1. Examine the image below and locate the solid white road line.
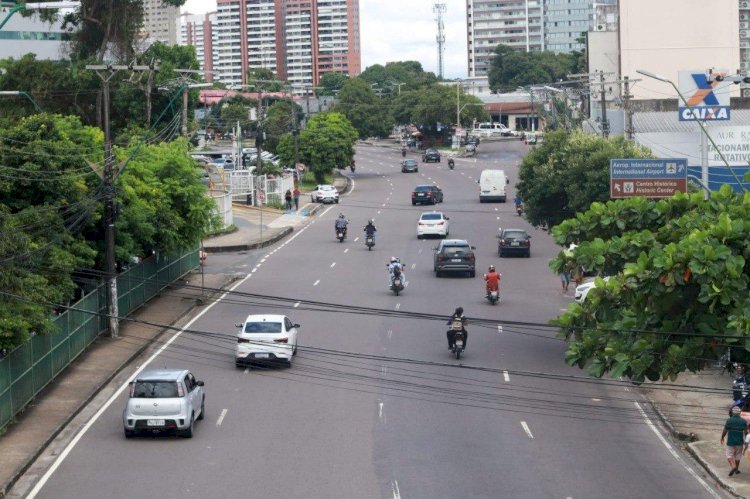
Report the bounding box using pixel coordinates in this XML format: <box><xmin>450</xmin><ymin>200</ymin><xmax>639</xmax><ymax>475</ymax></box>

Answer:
<box><xmin>330</xmin><ymin>262</ymin><xmax>336</xmax><ymax>268</ymax></box>
<box><xmin>633</xmin><ymin>401</ymin><xmax>721</xmax><ymax>498</ymax></box>
<box><xmin>521</xmin><ymin>421</ymin><xmax>534</xmax><ymax>439</ymax></box>
<box><xmin>313</xmin><ymin>279</ymin><xmax>320</xmax><ymax>286</ymax></box>
<box><xmin>216</xmin><ymin>408</ymin><xmax>228</xmax><ymax>427</ymax></box>
<box><xmin>392</xmin><ymin>480</ymin><xmax>401</xmax><ymax>499</ymax></box>
<box><xmin>395</xmin><ymin>303</ymin><xmax>400</xmax><ymax>311</ymax></box>
<box><xmin>503</xmin><ymin>370</ymin><xmax>510</xmax><ymax>382</ymax></box>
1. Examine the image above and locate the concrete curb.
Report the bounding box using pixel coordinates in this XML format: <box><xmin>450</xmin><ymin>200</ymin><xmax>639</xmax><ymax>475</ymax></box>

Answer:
<box><xmin>0</xmin><ymin>274</ymin><xmax>237</xmax><ymax>498</ymax></box>
<box><xmin>647</xmin><ymin>399</ymin><xmax>742</xmax><ymax>498</ymax></box>
<box><xmin>203</xmin><ymin>226</ymin><xmax>293</xmax><ymax>253</ymax></box>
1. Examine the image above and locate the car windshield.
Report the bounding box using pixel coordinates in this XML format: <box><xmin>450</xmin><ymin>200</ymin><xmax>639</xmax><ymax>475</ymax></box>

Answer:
<box><xmin>132</xmin><ymin>381</ymin><xmax>179</xmax><ymax>398</ymax></box>
<box><xmin>404</xmin><ymin>160</ymin><xmax>416</xmax><ymax>165</ymax></box>
<box><xmin>415</xmin><ymin>186</ymin><xmax>431</xmax><ymax>192</ymax></box>
<box><xmin>504</xmin><ymin>231</ymin><xmax>527</xmax><ymax>239</ymax></box>
<box><xmin>319</xmin><ymin>186</ymin><xmax>334</xmax><ymax>191</ymax></box>
<box><xmin>443</xmin><ymin>245</ymin><xmax>470</xmax><ymax>255</ymax></box>
<box><xmin>243</xmin><ymin>322</ymin><xmax>283</xmax><ymax>333</ymax></box>
<box><xmin>421</xmin><ymin>213</ymin><xmax>442</xmax><ymax>221</ymax></box>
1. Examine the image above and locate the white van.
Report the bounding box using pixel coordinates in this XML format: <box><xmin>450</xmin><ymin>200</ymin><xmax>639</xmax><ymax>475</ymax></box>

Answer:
<box><xmin>472</xmin><ymin>122</ymin><xmax>512</xmax><ymax>137</ymax></box>
<box><xmin>479</xmin><ymin>169</ymin><xmax>509</xmax><ymax>203</ymax></box>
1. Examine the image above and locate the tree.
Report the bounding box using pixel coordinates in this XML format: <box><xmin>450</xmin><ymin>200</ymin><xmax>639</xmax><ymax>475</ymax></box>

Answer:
<box><xmin>247</xmin><ymin>67</ymin><xmax>283</xmax><ymax>91</ymax></box>
<box><xmin>331</xmin><ymin>78</ymin><xmax>391</xmax><ymax>139</ymax></box>
<box><xmin>550</xmin><ymin>186</ymin><xmax>750</xmax><ymax>382</ymax></box>
<box><xmin>516</xmin><ymin>130</ymin><xmax>653</xmax><ymax>228</ymax></box>
<box><xmin>264</xmin><ymin>100</ymin><xmax>302</xmax><ymax>154</ymax></box>
<box><xmin>359</xmin><ymin>61</ymin><xmax>438</xmax><ymax>95</ymax></box>
<box><xmin>318</xmin><ymin>72</ymin><xmax>349</xmax><ymax>96</ymax></box>
<box><xmin>277</xmin><ymin>112</ymin><xmax>357</xmax><ymax>182</ymax></box>
<box><xmin>487</xmin><ymin>44</ymin><xmax>578</xmax><ymax>93</ymax></box>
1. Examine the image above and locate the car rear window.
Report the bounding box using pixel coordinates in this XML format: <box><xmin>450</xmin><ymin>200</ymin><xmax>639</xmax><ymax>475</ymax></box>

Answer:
<box><xmin>404</xmin><ymin>160</ymin><xmax>416</xmax><ymax>165</ymax></box>
<box><xmin>421</xmin><ymin>213</ymin><xmax>442</xmax><ymax>220</ymax></box>
<box><xmin>443</xmin><ymin>245</ymin><xmax>470</xmax><ymax>255</ymax></box>
<box><xmin>415</xmin><ymin>186</ymin><xmax>431</xmax><ymax>192</ymax></box>
<box><xmin>132</xmin><ymin>381</ymin><xmax>179</xmax><ymax>398</ymax></box>
<box><xmin>504</xmin><ymin>231</ymin><xmax>527</xmax><ymax>239</ymax></box>
<box><xmin>243</xmin><ymin>322</ymin><xmax>283</xmax><ymax>333</ymax></box>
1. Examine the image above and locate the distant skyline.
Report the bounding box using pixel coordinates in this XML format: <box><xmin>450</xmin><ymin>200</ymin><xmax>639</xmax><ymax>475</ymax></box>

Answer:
<box><xmin>181</xmin><ymin>0</ymin><xmax>468</xmax><ymax>78</ymax></box>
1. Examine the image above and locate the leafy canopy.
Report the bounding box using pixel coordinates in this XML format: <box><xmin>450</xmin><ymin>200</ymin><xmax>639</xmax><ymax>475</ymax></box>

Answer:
<box><xmin>488</xmin><ymin>44</ymin><xmax>579</xmax><ymax>93</ymax></box>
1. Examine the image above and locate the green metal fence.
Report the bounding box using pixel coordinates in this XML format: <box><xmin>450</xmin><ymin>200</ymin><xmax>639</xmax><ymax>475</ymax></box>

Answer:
<box><xmin>0</xmin><ymin>249</ymin><xmax>199</xmax><ymax>432</ymax></box>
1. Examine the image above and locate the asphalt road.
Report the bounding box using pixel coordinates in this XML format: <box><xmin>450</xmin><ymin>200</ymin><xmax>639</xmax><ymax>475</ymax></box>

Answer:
<box><xmin>25</xmin><ymin>140</ymin><xmax>723</xmax><ymax>498</ymax></box>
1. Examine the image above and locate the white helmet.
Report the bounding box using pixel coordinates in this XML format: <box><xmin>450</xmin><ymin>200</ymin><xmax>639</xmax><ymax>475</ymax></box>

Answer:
<box><xmin>390</xmin><ymin>256</ymin><xmax>397</xmax><ymax>263</ymax></box>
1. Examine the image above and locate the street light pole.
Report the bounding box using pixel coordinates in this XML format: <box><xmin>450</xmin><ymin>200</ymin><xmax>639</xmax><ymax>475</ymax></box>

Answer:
<box><xmin>0</xmin><ymin>90</ymin><xmax>42</xmax><ymax>112</ymax></box>
<box><xmin>0</xmin><ymin>1</ymin><xmax>79</xmax><ymax>30</ymax></box>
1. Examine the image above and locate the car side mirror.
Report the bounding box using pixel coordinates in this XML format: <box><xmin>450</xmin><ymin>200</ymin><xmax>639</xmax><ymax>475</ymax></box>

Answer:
<box><xmin>471</xmin><ymin>246</ymin><xmax>476</xmax><ymax>250</ymax></box>
<box><xmin>293</xmin><ymin>323</ymin><xmax>300</xmax><ymax>328</ymax></box>
<box><xmin>235</xmin><ymin>323</ymin><xmax>242</xmax><ymax>328</ymax></box>
<box><xmin>445</xmin><ymin>217</ymin><xmax>450</xmax><ymax>220</ymax></box>
<box><xmin>196</xmin><ymin>380</ymin><xmax>205</xmax><ymax>387</ymax></box>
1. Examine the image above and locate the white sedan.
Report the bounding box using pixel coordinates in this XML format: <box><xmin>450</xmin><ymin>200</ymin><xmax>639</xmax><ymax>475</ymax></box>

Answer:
<box><xmin>311</xmin><ymin>184</ymin><xmax>339</xmax><ymax>203</ymax></box>
<box><xmin>417</xmin><ymin>211</ymin><xmax>450</xmax><ymax>239</ymax></box>
<box><xmin>574</xmin><ymin>276</ymin><xmax>611</xmax><ymax>303</ymax></box>
<box><xmin>235</xmin><ymin>314</ymin><xmax>300</xmax><ymax>367</ymax></box>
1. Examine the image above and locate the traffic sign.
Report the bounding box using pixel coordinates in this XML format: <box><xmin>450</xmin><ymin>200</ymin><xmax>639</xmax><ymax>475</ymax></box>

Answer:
<box><xmin>610</xmin><ymin>159</ymin><xmax>687</xmax><ymax>199</ymax></box>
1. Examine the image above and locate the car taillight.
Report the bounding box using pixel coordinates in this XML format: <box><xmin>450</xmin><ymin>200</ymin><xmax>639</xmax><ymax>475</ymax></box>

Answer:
<box><xmin>426</xmin><ymin>192</ymin><xmax>432</xmax><ymax>197</ymax></box>
<box><xmin>238</xmin><ymin>338</ymin><xmax>251</xmax><ymax>343</ymax></box>
<box><xmin>500</xmin><ymin>239</ymin><xmax>505</xmax><ymax>244</ymax></box>
<box><xmin>129</xmin><ymin>383</ymin><xmax>135</xmax><ymax>397</ymax></box>
<box><xmin>177</xmin><ymin>384</ymin><xmax>185</xmax><ymax>397</ymax></box>
<box><xmin>411</xmin><ymin>192</ymin><xmax>416</xmax><ymax>197</ymax></box>
<box><xmin>274</xmin><ymin>338</ymin><xmax>289</xmax><ymax>343</ymax></box>
<box><xmin>437</xmin><ymin>221</ymin><xmax>444</xmax><ymax>225</ymax></box>
<box><xmin>437</xmin><ymin>255</ymin><xmax>445</xmax><ymax>261</ymax></box>
<box><xmin>468</xmin><ymin>254</ymin><xmax>475</xmax><ymax>261</ymax></box>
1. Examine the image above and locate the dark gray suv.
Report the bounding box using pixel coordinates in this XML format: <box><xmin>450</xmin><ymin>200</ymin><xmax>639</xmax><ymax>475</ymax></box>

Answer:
<box><xmin>123</xmin><ymin>369</ymin><xmax>205</xmax><ymax>438</ymax></box>
<box><xmin>433</xmin><ymin>239</ymin><xmax>476</xmax><ymax>277</ymax></box>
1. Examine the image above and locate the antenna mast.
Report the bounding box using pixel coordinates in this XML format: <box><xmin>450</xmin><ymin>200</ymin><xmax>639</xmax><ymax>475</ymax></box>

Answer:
<box><xmin>434</xmin><ymin>3</ymin><xmax>446</xmax><ymax>78</ymax></box>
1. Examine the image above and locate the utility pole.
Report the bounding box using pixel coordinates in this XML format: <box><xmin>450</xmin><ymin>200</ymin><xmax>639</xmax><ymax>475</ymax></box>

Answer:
<box><xmin>623</xmin><ymin>76</ymin><xmax>634</xmax><ymax>140</ymax></box>
<box><xmin>599</xmin><ymin>71</ymin><xmax>609</xmax><ymax>138</ymax></box>
<box><xmin>86</xmin><ymin>63</ymin><xmax>157</xmax><ymax>338</ymax></box>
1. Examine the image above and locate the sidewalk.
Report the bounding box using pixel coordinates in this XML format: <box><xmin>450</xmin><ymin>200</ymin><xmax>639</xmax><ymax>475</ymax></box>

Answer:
<box><xmin>0</xmin><ymin>174</ymin><xmax>351</xmax><ymax>497</ymax></box>
<box><xmin>646</xmin><ymin>369</ymin><xmax>748</xmax><ymax>497</ymax></box>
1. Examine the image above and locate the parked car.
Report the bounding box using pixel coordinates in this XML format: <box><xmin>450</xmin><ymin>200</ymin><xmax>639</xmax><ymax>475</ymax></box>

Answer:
<box><xmin>433</xmin><ymin>239</ymin><xmax>476</xmax><ymax>277</ymax></box>
<box><xmin>122</xmin><ymin>369</ymin><xmax>205</xmax><ymax>438</ymax></box>
<box><xmin>412</xmin><ymin>184</ymin><xmax>444</xmax><ymax>205</ymax></box>
<box><xmin>422</xmin><ymin>148</ymin><xmax>441</xmax><ymax>163</ymax></box>
<box><xmin>401</xmin><ymin>158</ymin><xmax>419</xmax><ymax>173</ymax></box>
<box><xmin>574</xmin><ymin>277</ymin><xmax>611</xmax><ymax>303</ymax></box>
<box><xmin>417</xmin><ymin>211</ymin><xmax>450</xmax><ymax>239</ymax></box>
<box><xmin>497</xmin><ymin>228</ymin><xmax>531</xmax><ymax>257</ymax></box>
<box><xmin>311</xmin><ymin>184</ymin><xmax>339</xmax><ymax>203</ymax></box>
<box><xmin>235</xmin><ymin>314</ymin><xmax>300</xmax><ymax>367</ymax></box>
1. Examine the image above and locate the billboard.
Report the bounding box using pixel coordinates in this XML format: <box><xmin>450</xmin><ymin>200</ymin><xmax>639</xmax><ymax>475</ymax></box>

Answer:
<box><xmin>678</xmin><ymin>71</ymin><xmax>731</xmax><ymax>121</ymax></box>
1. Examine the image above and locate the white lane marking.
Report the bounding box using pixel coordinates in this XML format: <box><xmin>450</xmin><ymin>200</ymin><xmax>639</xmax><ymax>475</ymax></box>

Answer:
<box><xmin>521</xmin><ymin>421</ymin><xmax>534</xmax><ymax>439</ymax></box>
<box><xmin>418</xmin><ymin>249</ymin><xmax>423</xmax><ymax>254</ymax></box>
<box><xmin>354</xmin><ymin>237</ymin><xmax>359</xmax><ymax>242</ymax></box>
<box><xmin>497</xmin><ymin>216</ymin><xmax>500</xmax><ymax>220</ymax></box>
<box><xmin>382</xmin><ymin>203</ymin><xmax>386</xmax><ymax>207</ymax></box>
<box><xmin>251</xmin><ymin>268</ymin><xmax>257</xmax><ymax>273</ymax></box>
<box><xmin>497</xmin><ymin>324</ymin><xmax>503</xmax><ymax>334</ymax></box>
<box><xmin>392</xmin><ymin>480</ymin><xmax>401</xmax><ymax>499</ymax></box>
<box><xmin>260</xmin><ymin>258</ymin><xmax>267</xmax><ymax>263</ymax></box>
<box><xmin>330</xmin><ymin>262</ymin><xmax>336</xmax><ymax>268</ymax></box>
<box><xmin>377</xmin><ymin>210</ymin><xmax>381</xmax><ymax>214</ymax></box>
<box><xmin>592</xmin><ymin>398</ymin><xmax>601</xmax><ymax>402</ymax></box>
<box><xmin>503</xmin><ymin>370</ymin><xmax>510</xmax><ymax>382</ymax></box>
<box><xmin>387</xmin><ymin>329</ymin><xmax>392</xmax><ymax>340</ymax></box>
<box><xmin>395</xmin><ymin>303</ymin><xmax>400</xmax><ymax>311</ymax></box>
<box><xmin>244</xmin><ymin>368</ymin><xmax>249</xmax><ymax>374</ymax></box>
<box><xmin>410</xmin><ymin>263</ymin><xmax>416</xmax><ymax>269</ymax></box>
<box><xmin>461</xmin><ymin>172</ymin><xmax>465</xmax><ymax>175</ymax></box>
<box><xmin>294</xmin><ymin>301</ymin><xmax>300</xmax><ymax>308</ymax></box>
<box><xmin>313</xmin><ymin>279</ymin><xmax>320</xmax><ymax>286</ymax></box>
<box><xmin>26</xmin><ymin>259</ymin><xmax>261</xmax><ymax>499</ymax></box>
<box><xmin>379</xmin><ymin>402</ymin><xmax>384</xmax><ymax>420</ymax></box>
<box><xmin>216</xmin><ymin>408</ymin><xmax>228</xmax><ymax>427</ymax></box>
<box><xmin>344</xmin><ymin>248</ymin><xmax>349</xmax><ymax>253</ymax></box>
<box><xmin>494</xmin><ymin>207</ymin><xmax>498</xmax><ymax>211</ymax></box>
<box><xmin>381</xmin><ymin>366</ymin><xmax>387</xmax><ymax>376</ymax></box>
<box><xmin>633</xmin><ymin>401</ymin><xmax>721</xmax><ymax>498</ymax></box>
<box><xmin>624</xmin><ymin>387</ymin><xmax>631</xmax><ymax>392</ymax></box>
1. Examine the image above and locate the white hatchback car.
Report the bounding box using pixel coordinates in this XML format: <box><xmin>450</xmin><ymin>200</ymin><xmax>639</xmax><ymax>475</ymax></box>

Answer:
<box><xmin>417</xmin><ymin>211</ymin><xmax>450</xmax><ymax>239</ymax></box>
<box><xmin>235</xmin><ymin>314</ymin><xmax>300</xmax><ymax>367</ymax></box>
<box><xmin>311</xmin><ymin>185</ymin><xmax>339</xmax><ymax>203</ymax></box>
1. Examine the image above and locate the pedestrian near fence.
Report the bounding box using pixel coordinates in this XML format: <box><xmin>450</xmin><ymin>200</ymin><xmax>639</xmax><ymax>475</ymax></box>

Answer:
<box><xmin>722</xmin><ymin>405</ymin><xmax>748</xmax><ymax>476</ymax></box>
<box><xmin>293</xmin><ymin>187</ymin><xmax>300</xmax><ymax>211</ymax></box>
<box><xmin>285</xmin><ymin>189</ymin><xmax>293</xmax><ymax>211</ymax></box>
<box><xmin>559</xmin><ymin>270</ymin><xmax>570</xmax><ymax>292</ymax></box>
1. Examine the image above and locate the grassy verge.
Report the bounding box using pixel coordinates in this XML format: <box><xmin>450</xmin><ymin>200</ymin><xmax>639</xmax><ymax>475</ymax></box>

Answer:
<box><xmin>297</xmin><ymin>171</ymin><xmax>333</xmax><ymax>192</ymax></box>
<box><xmin>205</xmin><ymin>224</ymin><xmax>237</xmax><ymax>237</ymax></box>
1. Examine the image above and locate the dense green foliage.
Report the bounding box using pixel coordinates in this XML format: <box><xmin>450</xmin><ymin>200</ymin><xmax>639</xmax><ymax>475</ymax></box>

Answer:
<box><xmin>359</xmin><ymin>61</ymin><xmax>438</xmax><ymax>94</ymax></box>
<box><xmin>391</xmin><ymin>84</ymin><xmax>488</xmax><ymax>136</ymax></box>
<box><xmin>487</xmin><ymin>44</ymin><xmax>580</xmax><ymax>93</ymax></box>
<box><xmin>318</xmin><ymin>72</ymin><xmax>349</xmax><ymax>96</ymax></box>
<box><xmin>516</xmin><ymin>130</ymin><xmax>653</xmax><ymax>228</ymax></box>
<box><xmin>276</xmin><ymin>112</ymin><xmax>357</xmax><ymax>182</ymax></box>
<box><xmin>331</xmin><ymin>78</ymin><xmax>391</xmax><ymax>139</ymax></box>
<box><xmin>551</xmin><ymin>186</ymin><xmax>750</xmax><ymax>381</ymax></box>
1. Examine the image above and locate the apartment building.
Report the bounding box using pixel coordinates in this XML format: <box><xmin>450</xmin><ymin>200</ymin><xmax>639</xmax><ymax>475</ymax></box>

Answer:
<box><xmin>544</xmin><ymin>0</ymin><xmax>617</xmax><ymax>52</ymax></box>
<box><xmin>202</xmin><ymin>0</ymin><xmax>359</xmax><ymax>88</ymax></box>
<box><xmin>180</xmin><ymin>13</ymin><xmax>218</xmax><ymax>82</ymax></box>
<box><xmin>142</xmin><ymin>0</ymin><xmax>180</xmax><ymax>45</ymax></box>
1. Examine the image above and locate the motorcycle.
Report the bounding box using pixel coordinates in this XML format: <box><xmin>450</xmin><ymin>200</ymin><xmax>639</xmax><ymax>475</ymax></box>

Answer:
<box><xmin>402</xmin><ymin>148</ymin><xmax>407</xmax><ymax>158</ymax></box>
<box><xmin>452</xmin><ymin>330</ymin><xmax>466</xmax><ymax>359</ymax></box>
<box><xmin>365</xmin><ymin>234</ymin><xmax>375</xmax><ymax>250</ymax></box>
<box><xmin>448</xmin><ymin>159</ymin><xmax>455</xmax><ymax>170</ymax></box>
<box><xmin>516</xmin><ymin>203</ymin><xmax>524</xmax><ymax>216</ymax></box>
<box><xmin>734</xmin><ymin>369</ymin><xmax>750</xmax><ymax>401</ymax></box>
<box><xmin>336</xmin><ymin>227</ymin><xmax>347</xmax><ymax>242</ymax></box>
<box><xmin>486</xmin><ymin>288</ymin><xmax>499</xmax><ymax>305</ymax></box>
<box><xmin>350</xmin><ymin>161</ymin><xmax>355</xmax><ymax>172</ymax></box>
<box><xmin>390</xmin><ymin>268</ymin><xmax>405</xmax><ymax>296</ymax></box>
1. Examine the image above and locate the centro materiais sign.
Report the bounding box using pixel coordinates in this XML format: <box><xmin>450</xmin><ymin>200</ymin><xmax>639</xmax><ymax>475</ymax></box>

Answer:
<box><xmin>678</xmin><ymin>70</ymin><xmax>731</xmax><ymax>121</ymax></box>
<box><xmin>610</xmin><ymin>159</ymin><xmax>688</xmax><ymax>199</ymax></box>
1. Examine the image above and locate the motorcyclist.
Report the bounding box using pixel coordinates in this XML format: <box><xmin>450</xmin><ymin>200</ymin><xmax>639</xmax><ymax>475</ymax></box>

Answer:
<box><xmin>484</xmin><ymin>265</ymin><xmax>501</xmax><ymax>297</ymax></box>
<box><xmin>402</xmin><ymin>147</ymin><xmax>407</xmax><ymax>157</ymax></box>
<box><xmin>446</xmin><ymin>307</ymin><xmax>468</xmax><ymax>350</ymax></box>
<box><xmin>364</xmin><ymin>219</ymin><xmax>377</xmax><ymax>239</ymax></box>
<box><xmin>387</xmin><ymin>256</ymin><xmax>406</xmax><ymax>288</ymax></box>
<box><xmin>448</xmin><ymin>157</ymin><xmax>455</xmax><ymax>168</ymax></box>
<box><xmin>334</xmin><ymin>213</ymin><xmax>349</xmax><ymax>238</ymax></box>
<box><xmin>350</xmin><ymin>159</ymin><xmax>356</xmax><ymax>172</ymax></box>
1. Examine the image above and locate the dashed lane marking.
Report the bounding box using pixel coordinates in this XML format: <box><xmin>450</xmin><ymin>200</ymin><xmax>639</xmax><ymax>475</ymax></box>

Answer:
<box><xmin>497</xmin><ymin>324</ymin><xmax>503</xmax><ymax>334</ymax></box>
<box><xmin>521</xmin><ymin>421</ymin><xmax>534</xmax><ymax>439</ymax></box>
<box><xmin>216</xmin><ymin>408</ymin><xmax>228</xmax><ymax>427</ymax></box>
<box><xmin>411</xmin><ymin>263</ymin><xmax>416</xmax><ymax>269</ymax></box>
<box><xmin>330</xmin><ymin>262</ymin><xmax>336</xmax><ymax>268</ymax></box>
<box><xmin>503</xmin><ymin>370</ymin><xmax>510</xmax><ymax>382</ymax></box>
<box><xmin>344</xmin><ymin>248</ymin><xmax>349</xmax><ymax>253</ymax></box>
<box><xmin>387</xmin><ymin>329</ymin><xmax>392</xmax><ymax>340</ymax></box>
<box><xmin>391</xmin><ymin>480</ymin><xmax>401</xmax><ymax>499</ymax></box>
<box><xmin>395</xmin><ymin>303</ymin><xmax>400</xmax><ymax>310</ymax></box>
<box><xmin>313</xmin><ymin>279</ymin><xmax>320</xmax><ymax>286</ymax></box>
<box><xmin>354</xmin><ymin>237</ymin><xmax>360</xmax><ymax>242</ymax></box>
<box><xmin>294</xmin><ymin>301</ymin><xmax>300</xmax><ymax>308</ymax></box>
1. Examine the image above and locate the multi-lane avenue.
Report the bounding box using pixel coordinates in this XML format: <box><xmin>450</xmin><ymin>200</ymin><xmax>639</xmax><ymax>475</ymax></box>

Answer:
<box><xmin>20</xmin><ymin>140</ymin><xmax>723</xmax><ymax>498</ymax></box>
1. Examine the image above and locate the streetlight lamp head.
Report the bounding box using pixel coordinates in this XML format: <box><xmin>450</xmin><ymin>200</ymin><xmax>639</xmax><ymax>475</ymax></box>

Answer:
<box><xmin>636</xmin><ymin>69</ymin><xmax>669</xmax><ymax>83</ymax></box>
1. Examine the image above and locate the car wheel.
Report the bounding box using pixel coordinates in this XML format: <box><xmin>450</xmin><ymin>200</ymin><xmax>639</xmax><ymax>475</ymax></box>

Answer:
<box><xmin>415</xmin><ymin>169</ymin><xmax>418</xmax><ymax>172</ymax></box>
<box><xmin>335</xmin><ymin>199</ymin><xmax>339</xmax><ymax>204</ymax></box>
<box><xmin>470</xmin><ymin>271</ymin><xmax>476</xmax><ymax>278</ymax></box>
<box><xmin>436</xmin><ymin>270</ymin><xmax>442</xmax><ymax>277</ymax></box>
<box><xmin>526</xmin><ymin>251</ymin><xmax>531</xmax><ymax>258</ymax></box>
<box><xmin>438</xmin><ymin>158</ymin><xmax>441</xmax><ymax>163</ymax></box>
<box><xmin>293</xmin><ymin>341</ymin><xmax>298</xmax><ymax>355</ymax></box>
<box><xmin>499</xmin><ymin>249</ymin><xmax>504</xmax><ymax>257</ymax></box>
<box><xmin>124</xmin><ymin>429</ymin><xmax>135</xmax><ymax>439</ymax></box>
<box><xmin>417</xmin><ymin>234</ymin><xmax>422</xmax><ymax>239</ymax></box>
<box><xmin>197</xmin><ymin>396</ymin><xmax>205</xmax><ymax>420</ymax></box>
<box><xmin>180</xmin><ymin>414</ymin><xmax>194</xmax><ymax>438</ymax></box>
<box><xmin>412</xmin><ymin>201</ymin><xmax>416</xmax><ymax>206</ymax></box>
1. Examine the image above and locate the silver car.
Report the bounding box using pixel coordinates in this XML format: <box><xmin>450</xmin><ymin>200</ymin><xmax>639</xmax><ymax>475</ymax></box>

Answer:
<box><xmin>122</xmin><ymin>369</ymin><xmax>205</xmax><ymax>438</ymax></box>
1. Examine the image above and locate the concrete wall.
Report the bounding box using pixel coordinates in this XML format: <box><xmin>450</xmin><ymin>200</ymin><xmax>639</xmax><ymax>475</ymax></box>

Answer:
<box><xmin>620</xmin><ymin>0</ymin><xmax>741</xmax><ymax>99</ymax></box>
<box><xmin>0</xmin><ymin>10</ymin><xmax>70</xmax><ymax>60</ymax></box>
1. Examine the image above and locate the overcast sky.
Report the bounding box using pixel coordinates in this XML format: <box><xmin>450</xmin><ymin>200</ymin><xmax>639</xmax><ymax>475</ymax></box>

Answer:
<box><xmin>182</xmin><ymin>0</ymin><xmax>468</xmax><ymax>78</ymax></box>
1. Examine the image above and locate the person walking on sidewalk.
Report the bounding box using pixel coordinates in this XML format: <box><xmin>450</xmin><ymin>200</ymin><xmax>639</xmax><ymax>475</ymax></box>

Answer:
<box><xmin>722</xmin><ymin>406</ymin><xmax>748</xmax><ymax>476</ymax></box>
<box><xmin>293</xmin><ymin>187</ymin><xmax>301</xmax><ymax>211</ymax></box>
<box><xmin>285</xmin><ymin>189</ymin><xmax>293</xmax><ymax>211</ymax></box>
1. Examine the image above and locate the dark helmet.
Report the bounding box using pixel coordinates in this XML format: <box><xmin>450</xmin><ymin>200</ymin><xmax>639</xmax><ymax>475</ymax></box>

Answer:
<box><xmin>455</xmin><ymin>307</ymin><xmax>464</xmax><ymax>316</ymax></box>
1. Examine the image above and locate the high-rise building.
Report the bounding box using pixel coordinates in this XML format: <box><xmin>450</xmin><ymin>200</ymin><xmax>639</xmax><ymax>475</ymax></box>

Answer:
<box><xmin>180</xmin><ymin>13</ymin><xmax>218</xmax><ymax>82</ymax></box>
<box><xmin>740</xmin><ymin>0</ymin><xmax>750</xmax><ymax>96</ymax></box>
<box><xmin>203</xmin><ymin>0</ymin><xmax>359</xmax><ymax>88</ymax></box>
<box><xmin>466</xmin><ymin>0</ymin><xmax>544</xmax><ymax>78</ymax></box>
<box><xmin>543</xmin><ymin>0</ymin><xmax>617</xmax><ymax>53</ymax></box>
<box><xmin>142</xmin><ymin>0</ymin><xmax>180</xmax><ymax>45</ymax></box>
<box><xmin>0</xmin><ymin>8</ymin><xmax>73</xmax><ymax>60</ymax></box>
